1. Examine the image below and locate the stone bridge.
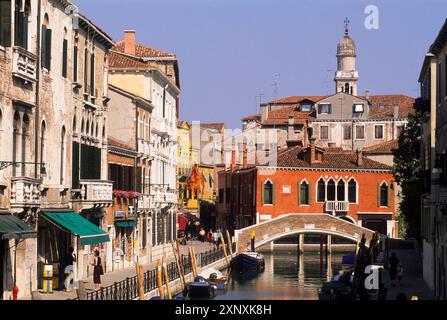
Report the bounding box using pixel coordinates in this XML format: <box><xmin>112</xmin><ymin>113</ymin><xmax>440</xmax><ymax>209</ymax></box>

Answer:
<box><xmin>234</xmin><ymin>214</ymin><xmax>375</xmax><ymax>253</ymax></box>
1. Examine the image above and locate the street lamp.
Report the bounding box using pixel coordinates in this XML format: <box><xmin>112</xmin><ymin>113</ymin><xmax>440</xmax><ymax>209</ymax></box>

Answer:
<box><xmin>0</xmin><ymin>161</ymin><xmax>47</xmax><ymax>177</ymax></box>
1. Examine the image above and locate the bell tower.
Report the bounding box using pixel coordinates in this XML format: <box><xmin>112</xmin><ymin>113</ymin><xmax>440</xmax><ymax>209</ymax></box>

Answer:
<box><xmin>335</xmin><ymin>18</ymin><xmax>359</xmax><ymax>96</ymax></box>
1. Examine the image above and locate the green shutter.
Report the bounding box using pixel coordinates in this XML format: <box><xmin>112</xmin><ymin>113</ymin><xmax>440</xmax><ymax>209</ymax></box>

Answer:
<box><xmin>62</xmin><ymin>39</ymin><xmax>68</xmax><ymax>78</ymax></box>
<box><xmin>72</xmin><ymin>142</ymin><xmax>79</xmax><ymax>189</ymax></box>
<box><xmin>22</xmin><ymin>11</ymin><xmax>27</xmax><ymax>49</ymax></box>
<box><xmin>45</xmin><ymin>28</ymin><xmax>52</xmax><ymax>70</ymax></box>
<box><xmin>41</xmin><ymin>25</ymin><xmax>46</xmax><ymax>67</ymax></box>
<box><xmin>84</xmin><ymin>48</ymin><xmax>88</xmax><ymax>92</ymax></box>
<box><xmin>272</xmin><ymin>183</ymin><xmax>276</xmax><ymax>205</ymax></box>
<box><xmin>261</xmin><ymin>181</ymin><xmax>264</xmax><ymax>205</ymax></box>
<box><xmin>90</xmin><ymin>52</ymin><xmax>95</xmax><ymax>96</ymax></box>
<box><xmin>73</xmin><ymin>46</ymin><xmax>78</xmax><ymax>82</ymax></box>
<box><xmin>377</xmin><ymin>183</ymin><xmax>381</xmax><ymax>207</ymax></box>
<box><xmin>308</xmin><ymin>183</ymin><xmax>312</xmax><ymax>205</ymax></box>
<box><xmin>0</xmin><ymin>0</ymin><xmax>12</xmax><ymax>47</ymax></box>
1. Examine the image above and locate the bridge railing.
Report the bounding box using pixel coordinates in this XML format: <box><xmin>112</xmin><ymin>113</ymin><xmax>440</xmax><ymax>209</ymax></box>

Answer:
<box><xmin>325</xmin><ymin>201</ymin><xmax>349</xmax><ymax>212</ymax></box>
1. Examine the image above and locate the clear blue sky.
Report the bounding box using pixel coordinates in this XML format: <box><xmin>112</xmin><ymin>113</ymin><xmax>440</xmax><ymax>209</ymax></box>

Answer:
<box><xmin>74</xmin><ymin>0</ymin><xmax>447</xmax><ymax>129</ymax></box>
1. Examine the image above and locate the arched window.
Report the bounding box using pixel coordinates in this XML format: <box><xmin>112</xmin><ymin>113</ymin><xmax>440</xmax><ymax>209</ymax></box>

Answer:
<box><xmin>62</xmin><ymin>27</ymin><xmax>68</xmax><ymax>78</ymax></box>
<box><xmin>337</xmin><ymin>179</ymin><xmax>345</xmax><ymax>201</ymax></box>
<box><xmin>86</xmin><ymin>120</ymin><xmax>90</xmax><ymax>136</ymax></box>
<box><xmin>81</xmin><ymin>118</ymin><xmax>84</xmax><ymax>134</ymax></box>
<box><xmin>327</xmin><ymin>179</ymin><xmax>336</xmax><ymax>201</ymax></box>
<box><xmin>72</xmin><ymin>115</ymin><xmax>77</xmax><ymax>132</ymax></box>
<box><xmin>60</xmin><ymin>126</ymin><xmax>66</xmax><ymax>184</ymax></box>
<box><xmin>42</xmin><ymin>13</ymin><xmax>52</xmax><ymax>70</ymax></box>
<box><xmin>344</xmin><ymin>83</ymin><xmax>350</xmax><ymax>93</ymax></box>
<box><xmin>102</xmin><ymin>125</ymin><xmax>106</xmax><ymax>140</ymax></box>
<box><xmin>40</xmin><ymin>120</ymin><xmax>46</xmax><ymax>168</ymax></box>
<box><xmin>379</xmin><ymin>182</ymin><xmax>389</xmax><ymax>207</ymax></box>
<box><xmin>95</xmin><ymin>122</ymin><xmax>99</xmax><ymax>138</ymax></box>
<box><xmin>21</xmin><ymin>113</ymin><xmax>30</xmax><ymax>176</ymax></box>
<box><xmin>299</xmin><ymin>181</ymin><xmax>310</xmax><ymax>205</ymax></box>
<box><xmin>14</xmin><ymin>0</ymin><xmax>31</xmax><ymax>49</ymax></box>
<box><xmin>263</xmin><ymin>181</ymin><xmax>274</xmax><ymax>205</ymax></box>
<box><xmin>348</xmin><ymin>179</ymin><xmax>357</xmax><ymax>203</ymax></box>
<box><xmin>12</xmin><ymin>112</ymin><xmax>21</xmax><ymax>177</ymax></box>
<box><xmin>317</xmin><ymin>178</ymin><xmax>326</xmax><ymax>202</ymax></box>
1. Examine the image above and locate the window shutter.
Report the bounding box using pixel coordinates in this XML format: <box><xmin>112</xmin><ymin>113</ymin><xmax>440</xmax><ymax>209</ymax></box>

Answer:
<box><xmin>84</xmin><ymin>48</ymin><xmax>88</xmax><ymax>92</ymax></box>
<box><xmin>41</xmin><ymin>25</ymin><xmax>46</xmax><ymax>67</ymax></box>
<box><xmin>90</xmin><ymin>53</ymin><xmax>95</xmax><ymax>96</ymax></box>
<box><xmin>45</xmin><ymin>28</ymin><xmax>52</xmax><ymax>70</ymax></box>
<box><xmin>387</xmin><ymin>185</ymin><xmax>391</xmax><ymax>208</ymax></box>
<box><xmin>21</xmin><ymin>11</ymin><xmax>27</xmax><ymax>49</ymax></box>
<box><xmin>308</xmin><ymin>183</ymin><xmax>312</xmax><ymax>205</ymax></box>
<box><xmin>261</xmin><ymin>182</ymin><xmax>264</xmax><ymax>205</ymax></box>
<box><xmin>62</xmin><ymin>39</ymin><xmax>68</xmax><ymax>78</ymax></box>
<box><xmin>272</xmin><ymin>183</ymin><xmax>276</xmax><ymax>205</ymax></box>
<box><xmin>73</xmin><ymin>46</ymin><xmax>78</xmax><ymax>82</ymax></box>
<box><xmin>0</xmin><ymin>0</ymin><xmax>12</xmax><ymax>47</ymax></box>
<box><xmin>377</xmin><ymin>183</ymin><xmax>381</xmax><ymax>207</ymax></box>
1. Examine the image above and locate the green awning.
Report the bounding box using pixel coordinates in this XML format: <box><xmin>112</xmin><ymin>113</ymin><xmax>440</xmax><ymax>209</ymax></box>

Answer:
<box><xmin>116</xmin><ymin>220</ymin><xmax>137</xmax><ymax>228</ymax></box>
<box><xmin>42</xmin><ymin>212</ymin><xmax>110</xmax><ymax>246</ymax></box>
<box><xmin>0</xmin><ymin>215</ymin><xmax>37</xmax><ymax>240</ymax></box>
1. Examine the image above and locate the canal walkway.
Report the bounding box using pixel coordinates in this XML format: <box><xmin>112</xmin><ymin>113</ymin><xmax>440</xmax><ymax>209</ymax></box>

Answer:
<box><xmin>382</xmin><ymin>248</ymin><xmax>434</xmax><ymax>300</ymax></box>
<box><xmin>32</xmin><ymin>240</ymin><xmax>217</xmax><ymax>300</ymax></box>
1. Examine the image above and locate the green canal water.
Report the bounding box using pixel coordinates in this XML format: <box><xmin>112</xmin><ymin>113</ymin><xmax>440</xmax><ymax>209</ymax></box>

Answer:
<box><xmin>214</xmin><ymin>252</ymin><xmax>349</xmax><ymax>300</ymax></box>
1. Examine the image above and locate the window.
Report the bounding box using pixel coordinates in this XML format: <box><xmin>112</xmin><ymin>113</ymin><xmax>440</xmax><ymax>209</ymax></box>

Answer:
<box><xmin>374</xmin><ymin>125</ymin><xmax>384</xmax><ymax>139</ymax></box>
<box><xmin>84</xmin><ymin>47</ymin><xmax>88</xmax><ymax>93</ymax></box>
<box><xmin>14</xmin><ymin>0</ymin><xmax>30</xmax><ymax>49</ymax></box>
<box><xmin>73</xmin><ymin>45</ymin><xmax>78</xmax><ymax>82</ymax></box>
<box><xmin>12</xmin><ymin>112</ymin><xmax>20</xmax><ymax>177</ymax></box>
<box><xmin>318</xmin><ymin>103</ymin><xmax>331</xmax><ymax>114</ymax></box>
<box><xmin>0</xmin><ymin>0</ymin><xmax>12</xmax><ymax>47</ymax></box>
<box><xmin>62</xmin><ymin>38</ymin><xmax>68</xmax><ymax>78</ymax></box>
<box><xmin>327</xmin><ymin>179</ymin><xmax>336</xmax><ymax>201</ymax></box>
<box><xmin>299</xmin><ymin>181</ymin><xmax>310</xmax><ymax>205</ymax></box>
<box><xmin>379</xmin><ymin>104</ymin><xmax>385</xmax><ymax>111</ymax></box>
<box><xmin>320</xmin><ymin>126</ymin><xmax>329</xmax><ymax>140</ymax></box>
<box><xmin>90</xmin><ymin>51</ymin><xmax>95</xmax><ymax>96</ymax></box>
<box><xmin>353</xmin><ymin>104</ymin><xmax>364</xmax><ymax>113</ymax></box>
<box><xmin>60</xmin><ymin>126</ymin><xmax>66</xmax><ymax>185</ymax></box>
<box><xmin>40</xmin><ymin>121</ymin><xmax>46</xmax><ymax>169</ymax></box>
<box><xmin>344</xmin><ymin>83</ymin><xmax>350</xmax><ymax>93</ymax></box>
<box><xmin>343</xmin><ymin>125</ymin><xmax>352</xmax><ymax>140</ymax></box>
<box><xmin>355</xmin><ymin>125</ymin><xmax>365</xmax><ymax>140</ymax></box>
<box><xmin>379</xmin><ymin>182</ymin><xmax>389</xmax><ymax>207</ymax></box>
<box><xmin>218</xmin><ymin>189</ymin><xmax>224</xmax><ymax>204</ymax></box>
<box><xmin>317</xmin><ymin>179</ymin><xmax>325</xmax><ymax>202</ymax></box>
<box><xmin>348</xmin><ymin>179</ymin><xmax>357</xmax><ymax>203</ymax></box>
<box><xmin>337</xmin><ymin>180</ymin><xmax>345</xmax><ymax>201</ymax></box>
<box><xmin>263</xmin><ymin>181</ymin><xmax>274</xmax><ymax>205</ymax></box>
<box><xmin>396</xmin><ymin>125</ymin><xmax>404</xmax><ymax>138</ymax></box>
<box><xmin>301</xmin><ymin>103</ymin><xmax>312</xmax><ymax>112</ymax></box>
<box><xmin>41</xmin><ymin>15</ymin><xmax>52</xmax><ymax>70</ymax></box>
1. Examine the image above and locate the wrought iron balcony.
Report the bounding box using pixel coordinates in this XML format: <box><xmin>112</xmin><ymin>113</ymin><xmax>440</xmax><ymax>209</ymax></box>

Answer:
<box><xmin>12</xmin><ymin>46</ymin><xmax>37</xmax><ymax>82</ymax></box>
<box><xmin>325</xmin><ymin>201</ymin><xmax>349</xmax><ymax>213</ymax></box>
<box><xmin>10</xmin><ymin>177</ymin><xmax>42</xmax><ymax>208</ymax></box>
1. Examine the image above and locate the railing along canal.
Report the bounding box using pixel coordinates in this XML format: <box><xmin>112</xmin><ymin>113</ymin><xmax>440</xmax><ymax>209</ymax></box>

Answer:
<box><xmin>85</xmin><ymin>243</ymin><xmax>235</xmax><ymax>300</ymax></box>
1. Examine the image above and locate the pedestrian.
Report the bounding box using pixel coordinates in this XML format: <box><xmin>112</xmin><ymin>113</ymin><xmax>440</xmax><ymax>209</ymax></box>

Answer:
<box><xmin>208</xmin><ymin>229</ymin><xmax>213</xmax><ymax>246</ymax></box>
<box><xmin>199</xmin><ymin>228</ymin><xmax>206</xmax><ymax>243</ymax></box>
<box><xmin>397</xmin><ymin>263</ymin><xmax>404</xmax><ymax>285</ymax></box>
<box><xmin>212</xmin><ymin>230</ymin><xmax>219</xmax><ymax>248</ymax></box>
<box><xmin>64</xmin><ymin>247</ymin><xmax>76</xmax><ymax>292</ymax></box>
<box><xmin>388</xmin><ymin>253</ymin><xmax>399</xmax><ymax>287</ymax></box>
<box><xmin>216</xmin><ymin>228</ymin><xmax>222</xmax><ymax>249</ymax></box>
<box><xmin>91</xmin><ymin>250</ymin><xmax>103</xmax><ymax>291</ymax></box>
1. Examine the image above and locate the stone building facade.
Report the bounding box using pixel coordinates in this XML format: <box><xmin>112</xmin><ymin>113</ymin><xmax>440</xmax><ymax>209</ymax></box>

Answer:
<box><xmin>0</xmin><ymin>0</ymin><xmax>114</xmax><ymax>299</ymax></box>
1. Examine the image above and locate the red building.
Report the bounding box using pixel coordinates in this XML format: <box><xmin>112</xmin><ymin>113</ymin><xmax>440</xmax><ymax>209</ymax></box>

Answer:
<box><xmin>217</xmin><ymin>140</ymin><xmax>398</xmax><ymax>238</ymax></box>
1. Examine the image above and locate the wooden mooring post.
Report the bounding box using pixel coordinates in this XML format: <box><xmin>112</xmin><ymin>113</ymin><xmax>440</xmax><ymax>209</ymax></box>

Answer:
<box><xmin>135</xmin><ymin>263</ymin><xmax>145</xmax><ymax>300</ymax></box>
<box><xmin>220</xmin><ymin>233</ymin><xmax>230</xmax><ymax>267</ymax></box>
<box><xmin>226</xmin><ymin>230</ymin><xmax>234</xmax><ymax>256</ymax></box>
<box><xmin>172</xmin><ymin>241</ymin><xmax>186</xmax><ymax>289</ymax></box>
<box><xmin>162</xmin><ymin>258</ymin><xmax>172</xmax><ymax>299</ymax></box>
<box><xmin>156</xmin><ymin>259</ymin><xmax>165</xmax><ymax>299</ymax></box>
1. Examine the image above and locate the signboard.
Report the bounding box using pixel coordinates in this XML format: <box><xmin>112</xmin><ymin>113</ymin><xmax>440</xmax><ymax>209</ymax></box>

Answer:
<box><xmin>260</xmin><ymin>215</ymin><xmax>272</xmax><ymax>221</ymax></box>
<box><xmin>115</xmin><ymin>211</ymin><xmax>125</xmax><ymax>218</ymax></box>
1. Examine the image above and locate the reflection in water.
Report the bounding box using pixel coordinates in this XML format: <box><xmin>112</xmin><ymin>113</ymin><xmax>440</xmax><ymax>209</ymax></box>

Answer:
<box><xmin>216</xmin><ymin>252</ymin><xmax>347</xmax><ymax>300</ymax></box>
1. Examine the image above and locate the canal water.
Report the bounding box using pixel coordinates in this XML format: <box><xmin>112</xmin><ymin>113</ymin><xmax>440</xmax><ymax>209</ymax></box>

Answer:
<box><xmin>215</xmin><ymin>252</ymin><xmax>349</xmax><ymax>300</ymax></box>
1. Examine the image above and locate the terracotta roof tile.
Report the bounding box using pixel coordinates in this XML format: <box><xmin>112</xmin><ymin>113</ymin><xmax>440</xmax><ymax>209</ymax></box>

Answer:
<box><xmin>109</xmin><ymin>51</ymin><xmax>151</xmax><ymax>69</ymax></box>
<box><xmin>363</xmin><ymin>139</ymin><xmax>399</xmax><ymax>154</ymax></box>
<box><xmin>242</xmin><ymin>114</ymin><xmax>261</xmax><ymax>122</ymax></box>
<box><xmin>362</xmin><ymin>95</ymin><xmax>415</xmax><ymax>119</ymax></box>
<box><xmin>114</xmin><ymin>41</ymin><xmax>176</xmax><ymax>59</ymax></box>
<box><xmin>267</xmin><ymin>96</ymin><xmax>328</xmax><ymax>105</ymax></box>
<box><xmin>270</xmin><ymin>146</ymin><xmax>391</xmax><ymax>170</ymax></box>
<box><xmin>262</xmin><ymin>105</ymin><xmax>315</xmax><ymax>125</ymax></box>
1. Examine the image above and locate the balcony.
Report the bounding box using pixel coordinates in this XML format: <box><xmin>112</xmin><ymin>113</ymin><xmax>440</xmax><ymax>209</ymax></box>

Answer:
<box><xmin>150</xmin><ymin>185</ymin><xmax>177</xmax><ymax>206</ymax></box>
<box><xmin>137</xmin><ymin>139</ymin><xmax>155</xmax><ymax>158</ymax></box>
<box><xmin>325</xmin><ymin>201</ymin><xmax>349</xmax><ymax>213</ymax></box>
<box><xmin>10</xmin><ymin>177</ymin><xmax>42</xmax><ymax>208</ymax></box>
<box><xmin>71</xmin><ymin>180</ymin><xmax>113</xmax><ymax>211</ymax></box>
<box><xmin>12</xmin><ymin>46</ymin><xmax>37</xmax><ymax>82</ymax></box>
<box><xmin>138</xmin><ymin>194</ymin><xmax>152</xmax><ymax>210</ymax></box>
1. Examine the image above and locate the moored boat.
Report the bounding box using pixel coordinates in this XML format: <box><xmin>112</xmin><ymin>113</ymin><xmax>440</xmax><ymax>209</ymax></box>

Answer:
<box><xmin>230</xmin><ymin>252</ymin><xmax>265</xmax><ymax>272</ymax></box>
<box><xmin>184</xmin><ymin>276</ymin><xmax>217</xmax><ymax>299</ymax></box>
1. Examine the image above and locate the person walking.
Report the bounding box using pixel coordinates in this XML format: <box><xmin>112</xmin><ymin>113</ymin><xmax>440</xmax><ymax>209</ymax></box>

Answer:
<box><xmin>199</xmin><ymin>228</ymin><xmax>206</xmax><ymax>243</ymax></box>
<box><xmin>216</xmin><ymin>228</ymin><xmax>222</xmax><ymax>249</ymax></box>
<box><xmin>388</xmin><ymin>253</ymin><xmax>399</xmax><ymax>287</ymax></box>
<box><xmin>397</xmin><ymin>263</ymin><xmax>404</xmax><ymax>285</ymax></box>
<box><xmin>208</xmin><ymin>229</ymin><xmax>213</xmax><ymax>247</ymax></box>
<box><xmin>64</xmin><ymin>247</ymin><xmax>76</xmax><ymax>292</ymax></box>
<box><xmin>91</xmin><ymin>250</ymin><xmax>103</xmax><ymax>291</ymax></box>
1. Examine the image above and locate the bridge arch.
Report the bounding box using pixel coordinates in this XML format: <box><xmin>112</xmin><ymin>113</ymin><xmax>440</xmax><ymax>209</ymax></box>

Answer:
<box><xmin>235</xmin><ymin>213</ymin><xmax>375</xmax><ymax>253</ymax></box>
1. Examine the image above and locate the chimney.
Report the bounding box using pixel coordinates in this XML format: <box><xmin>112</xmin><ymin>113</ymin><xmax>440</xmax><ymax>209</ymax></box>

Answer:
<box><xmin>243</xmin><ymin>144</ymin><xmax>248</xmax><ymax>169</ymax></box>
<box><xmin>287</xmin><ymin>116</ymin><xmax>294</xmax><ymax>140</ymax></box>
<box><xmin>393</xmin><ymin>105</ymin><xmax>399</xmax><ymax>119</ymax></box>
<box><xmin>356</xmin><ymin>149</ymin><xmax>363</xmax><ymax>167</ymax></box>
<box><xmin>124</xmin><ymin>30</ymin><xmax>136</xmax><ymax>56</ymax></box>
<box><xmin>365</xmin><ymin>90</ymin><xmax>370</xmax><ymax>101</ymax></box>
<box><xmin>231</xmin><ymin>149</ymin><xmax>236</xmax><ymax>172</ymax></box>
<box><xmin>310</xmin><ymin>138</ymin><xmax>316</xmax><ymax>165</ymax></box>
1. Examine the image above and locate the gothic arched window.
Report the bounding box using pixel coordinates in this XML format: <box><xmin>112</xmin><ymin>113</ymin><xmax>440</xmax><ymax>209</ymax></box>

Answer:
<box><xmin>317</xmin><ymin>178</ymin><xmax>326</xmax><ymax>202</ymax></box>
<box><xmin>327</xmin><ymin>179</ymin><xmax>336</xmax><ymax>201</ymax></box>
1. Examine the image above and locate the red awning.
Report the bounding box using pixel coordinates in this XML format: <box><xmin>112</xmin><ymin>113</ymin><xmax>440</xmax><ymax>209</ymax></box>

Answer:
<box><xmin>178</xmin><ymin>216</ymin><xmax>187</xmax><ymax>231</ymax></box>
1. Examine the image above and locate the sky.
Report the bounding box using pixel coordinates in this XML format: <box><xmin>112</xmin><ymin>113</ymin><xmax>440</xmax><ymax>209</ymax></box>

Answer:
<box><xmin>74</xmin><ymin>0</ymin><xmax>447</xmax><ymax>129</ymax></box>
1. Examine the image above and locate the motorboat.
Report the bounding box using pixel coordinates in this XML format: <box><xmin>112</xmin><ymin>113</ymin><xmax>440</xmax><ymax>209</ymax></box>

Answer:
<box><xmin>199</xmin><ymin>268</ymin><xmax>227</xmax><ymax>290</ymax></box>
<box><xmin>184</xmin><ymin>276</ymin><xmax>217</xmax><ymax>299</ymax></box>
<box><xmin>230</xmin><ymin>252</ymin><xmax>265</xmax><ymax>272</ymax></box>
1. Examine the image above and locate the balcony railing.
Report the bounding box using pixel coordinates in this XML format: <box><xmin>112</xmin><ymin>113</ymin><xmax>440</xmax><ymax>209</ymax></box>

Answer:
<box><xmin>325</xmin><ymin>201</ymin><xmax>349</xmax><ymax>213</ymax></box>
<box><xmin>12</xmin><ymin>46</ymin><xmax>37</xmax><ymax>82</ymax></box>
<box><xmin>139</xmin><ymin>194</ymin><xmax>152</xmax><ymax>209</ymax></box>
<box><xmin>10</xmin><ymin>177</ymin><xmax>42</xmax><ymax>208</ymax></box>
<box><xmin>150</xmin><ymin>185</ymin><xmax>177</xmax><ymax>204</ymax></box>
<box><xmin>137</xmin><ymin>139</ymin><xmax>154</xmax><ymax>158</ymax></box>
<box><xmin>72</xmin><ymin>180</ymin><xmax>113</xmax><ymax>205</ymax></box>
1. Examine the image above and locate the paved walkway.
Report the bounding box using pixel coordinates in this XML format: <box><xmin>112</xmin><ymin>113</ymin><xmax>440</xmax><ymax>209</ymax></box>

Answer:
<box><xmin>32</xmin><ymin>241</ymin><xmax>217</xmax><ymax>300</ymax></box>
<box><xmin>382</xmin><ymin>248</ymin><xmax>434</xmax><ymax>300</ymax></box>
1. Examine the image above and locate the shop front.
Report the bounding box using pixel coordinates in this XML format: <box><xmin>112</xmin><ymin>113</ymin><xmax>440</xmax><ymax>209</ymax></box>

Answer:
<box><xmin>113</xmin><ymin>217</ymin><xmax>137</xmax><ymax>270</ymax></box>
<box><xmin>37</xmin><ymin>211</ymin><xmax>110</xmax><ymax>291</ymax></box>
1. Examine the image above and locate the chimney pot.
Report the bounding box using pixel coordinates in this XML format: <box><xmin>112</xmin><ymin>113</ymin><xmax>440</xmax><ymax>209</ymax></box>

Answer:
<box><xmin>124</xmin><ymin>30</ymin><xmax>136</xmax><ymax>56</ymax></box>
<box><xmin>394</xmin><ymin>105</ymin><xmax>400</xmax><ymax>119</ymax></box>
<box><xmin>365</xmin><ymin>90</ymin><xmax>370</xmax><ymax>101</ymax></box>
<box><xmin>356</xmin><ymin>149</ymin><xmax>363</xmax><ymax>167</ymax></box>
<box><xmin>310</xmin><ymin>138</ymin><xmax>316</xmax><ymax>165</ymax></box>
